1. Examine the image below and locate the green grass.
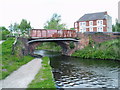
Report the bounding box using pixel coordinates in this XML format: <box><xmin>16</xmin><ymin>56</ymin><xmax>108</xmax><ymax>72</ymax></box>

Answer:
<box><xmin>72</xmin><ymin>39</ymin><xmax>120</xmax><ymax>60</ymax></box>
<box><xmin>0</xmin><ymin>37</ymin><xmax>34</xmax><ymax>79</ymax></box>
<box><xmin>28</xmin><ymin>56</ymin><xmax>56</xmax><ymax>89</ymax></box>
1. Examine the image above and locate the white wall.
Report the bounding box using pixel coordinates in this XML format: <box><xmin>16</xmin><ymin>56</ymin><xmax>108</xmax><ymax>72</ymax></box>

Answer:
<box><xmin>106</xmin><ymin>15</ymin><xmax>112</xmax><ymax>32</ymax></box>
<box><xmin>118</xmin><ymin>1</ymin><xmax>120</xmax><ymax>23</ymax></box>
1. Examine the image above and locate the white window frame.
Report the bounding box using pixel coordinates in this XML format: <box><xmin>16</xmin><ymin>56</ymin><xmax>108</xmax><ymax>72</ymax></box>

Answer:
<box><xmin>100</xmin><ymin>27</ymin><xmax>103</xmax><ymax>32</ymax></box>
<box><xmin>89</xmin><ymin>27</ymin><xmax>93</xmax><ymax>32</ymax></box>
<box><xmin>97</xmin><ymin>27</ymin><xmax>103</xmax><ymax>32</ymax></box>
<box><xmin>100</xmin><ymin>20</ymin><xmax>103</xmax><ymax>25</ymax></box>
<box><xmin>97</xmin><ymin>27</ymin><xmax>99</xmax><ymax>32</ymax></box>
<box><xmin>79</xmin><ymin>22</ymin><xmax>86</xmax><ymax>27</ymax></box>
<box><xmin>83</xmin><ymin>28</ymin><xmax>86</xmax><ymax>32</ymax></box>
<box><xmin>80</xmin><ymin>28</ymin><xmax>83</xmax><ymax>32</ymax></box>
<box><xmin>83</xmin><ymin>22</ymin><xmax>86</xmax><ymax>26</ymax></box>
<box><xmin>89</xmin><ymin>21</ymin><xmax>93</xmax><ymax>26</ymax></box>
<box><xmin>79</xmin><ymin>22</ymin><xmax>82</xmax><ymax>26</ymax></box>
<box><xmin>97</xmin><ymin>20</ymin><xmax>103</xmax><ymax>26</ymax></box>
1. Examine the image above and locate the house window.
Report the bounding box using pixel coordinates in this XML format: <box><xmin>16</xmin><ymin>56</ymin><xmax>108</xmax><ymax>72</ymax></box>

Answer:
<box><xmin>80</xmin><ymin>22</ymin><xmax>86</xmax><ymax>27</ymax></box>
<box><xmin>89</xmin><ymin>21</ymin><xmax>93</xmax><ymax>26</ymax></box>
<box><xmin>89</xmin><ymin>27</ymin><xmax>93</xmax><ymax>32</ymax></box>
<box><xmin>80</xmin><ymin>29</ymin><xmax>83</xmax><ymax>32</ymax></box>
<box><xmin>97</xmin><ymin>27</ymin><xmax>103</xmax><ymax>32</ymax></box>
<box><xmin>100</xmin><ymin>21</ymin><xmax>103</xmax><ymax>25</ymax></box>
<box><xmin>79</xmin><ymin>22</ymin><xmax>82</xmax><ymax>27</ymax></box>
<box><xmin>97</xmin><ymin>20</ymin><xmax>103</xmax><ymax>26</ymax></box>
<box><xmin>80</xmin><ymin>28</ymin><xmax>86</xmax><ymax>32</ymax></box>
<box><xmin>83</xmin><ymin>22</ymin><xmax>86</xmax><ymax>26</ymax></box>
<box><xmin>79</xmin><ymin>22</ymin><xmax>82</xmax><ymax>26</ymax></box>
<box><xmin>100</xmin><ymin>27</ymin><xmax>103</xmax><ymax>32</ymax></box>
<box><xmin>97</xmin><ymin>27</ymin><xmax>99</xmax><ymax>32</ymax></box>
<box><xmin>83</xmin><ymin>28</ymin><xmax>86</xmax><ymax>32</ymax></box>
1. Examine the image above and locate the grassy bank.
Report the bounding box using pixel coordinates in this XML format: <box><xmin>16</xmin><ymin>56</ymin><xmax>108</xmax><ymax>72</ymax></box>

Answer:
<box><xmin>72</xmin><ymin>39</ymin><xmax>120</xmax><ymax>60</ymax></box>
<box><xmin>28</xmin><ymin>56</ymin><xmax>56</xmax><ymax>89</ymax></box>
<box><xmin>0</xmin><ymin>37</ymin><xmax>34</xmax><ymax>79</ymax></box>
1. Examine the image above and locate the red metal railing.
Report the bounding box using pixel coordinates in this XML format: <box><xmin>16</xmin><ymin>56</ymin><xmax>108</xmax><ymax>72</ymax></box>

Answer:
<box><xmin>30</xmin><ymin>29</ymin><xmax>77</xmax><ymax>38</ymax></box>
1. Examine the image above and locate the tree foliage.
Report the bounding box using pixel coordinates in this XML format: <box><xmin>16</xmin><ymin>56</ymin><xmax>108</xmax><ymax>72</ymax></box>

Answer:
<box><xmin>8</xmin><ymin>19</ymin><xmax>32</xmax><ymax>36</ymax></box>
<box><xmin>0</xmin><ymin>27</ymin><xmax>10</xmax><ymax>40</ymax></box>
<box><xmin>112</xmin><ymin>19</ymin><xmax>120</xmax><ymax>32</ymax></box>
<box><xmin>9</xmin><ymin>23</ymin><xmax>19</xmax><ymax>32</ymax></box>
<box><xmin>44</xmin><ymin>13</ymin><xmax>67</xmax><ymax>30</ymax></box>
<box><xmin>19</xmin><ymin>19</ymin><xmax>31</xmax><ymax>34</ymax></box>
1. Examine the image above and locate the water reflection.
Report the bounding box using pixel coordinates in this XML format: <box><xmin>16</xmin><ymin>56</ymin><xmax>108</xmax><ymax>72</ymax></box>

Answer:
<box><xmin>34</xmin><ymin>50</ymin><xmax>120</xmax><ymax>88</ymax></box>
<box><xmin>34</xmin><ymin>50</ymin><xmax>61</xmax><ymax>57</ymax></box>
<box><xmin>50</xmin><ymin>56</ymin><xmax>120</xmax><ymax>88</ymax></box>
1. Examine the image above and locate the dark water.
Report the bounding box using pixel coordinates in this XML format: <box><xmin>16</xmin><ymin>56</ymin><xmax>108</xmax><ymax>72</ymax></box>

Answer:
<box><xmin>34</xmin><ymin>50</ymin><xmax>120</xmax><ymax>89</ymax></box>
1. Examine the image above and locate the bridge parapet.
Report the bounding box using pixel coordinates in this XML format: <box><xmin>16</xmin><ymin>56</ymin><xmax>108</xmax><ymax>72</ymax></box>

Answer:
<box><xmin>29</xmin><ymin>29</ymin><xmax>77</xmax><ymax>38</ymax></box>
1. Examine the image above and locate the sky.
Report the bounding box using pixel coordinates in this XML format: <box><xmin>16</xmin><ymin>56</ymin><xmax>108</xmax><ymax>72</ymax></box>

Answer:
<box><xmin>0</xmin><ymin>0</ymin><xmax>119</xmax><ymax>29</ymax></box>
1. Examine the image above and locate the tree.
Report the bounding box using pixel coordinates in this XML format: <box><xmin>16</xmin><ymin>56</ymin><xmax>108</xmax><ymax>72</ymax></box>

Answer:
<box><xmin>13</xmin><ymin>23</ymin><xmax>19</xmax><ymax>32</ymax></box>
<box><xmin>9</xmin><ymin>24</ymin><xmax>14</xmax><ymax>32</ymax></box>
<box><xmin>44</xmin><ymin>13</ymin><xmax>67</xmax><ymax>30</ymax></box>
<box><xmin>8</xmin><ymin>23</ymin><xmax>20</xmax><ymax>36</ymax></box>
<box><xmin>0</xmin><ymin>26</ymin><xmax>10</xmax><ymax>40</ymax></box>
<box><xmin>0</xmin><ymin>27</ymin><xmax>8</xmax><ymax>31</ymax></box>
<box><xmin>19</xmin><ymin>19</ymin><xmax>31</xmax><ymax>34</ymax></box>
<box><xmin>112</xmin><ymin>19</ymin><xmax>120</xmax><ymax>32</ymax></box>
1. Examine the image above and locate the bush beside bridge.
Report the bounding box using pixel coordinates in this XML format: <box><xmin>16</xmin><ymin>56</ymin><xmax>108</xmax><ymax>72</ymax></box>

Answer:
<box><xmin>72</xmin><ymin>39</ymin><xmax>120</xmax><ymax>60</ymax></box>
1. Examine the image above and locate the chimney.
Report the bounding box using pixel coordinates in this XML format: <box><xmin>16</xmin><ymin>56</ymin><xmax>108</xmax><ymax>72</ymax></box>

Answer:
<box><xmin>118</xmin><ymin>1</ymin><xmax>120</xmax><ymax>23</ymax></box>
<box><xmin>104</xmin><ymin>11</ymin><xmax>107</xmax><ymax>15</ymax></box>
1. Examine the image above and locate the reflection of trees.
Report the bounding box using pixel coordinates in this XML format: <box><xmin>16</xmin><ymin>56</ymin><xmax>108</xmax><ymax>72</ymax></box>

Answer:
<box><xmin>50</xmin><ymin>55</ymin><xmax>120</xmax><ymax>82</ymax></box>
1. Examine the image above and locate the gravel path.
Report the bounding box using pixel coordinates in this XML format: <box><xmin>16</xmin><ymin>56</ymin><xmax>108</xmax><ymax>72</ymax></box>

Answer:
<box><xmin>0</xmin><ymin>58</ymin><xmax>42</xmax><ymax>88</ymax></box>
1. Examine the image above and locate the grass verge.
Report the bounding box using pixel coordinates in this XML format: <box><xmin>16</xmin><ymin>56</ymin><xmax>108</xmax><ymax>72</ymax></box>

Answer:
<box><xmin>72</xmin><ymin>39</ymin><xmax>120</xmax><ymax>60</ymax></box>
<box><xmin>28</xmin><ymin>56</ymin><xmax>56</xmax><ymax>89</ymax></box>
<box><xmin>0</xmin><ymin>37</ymin><xmax>34</xmax><ymax>80</ymax></box>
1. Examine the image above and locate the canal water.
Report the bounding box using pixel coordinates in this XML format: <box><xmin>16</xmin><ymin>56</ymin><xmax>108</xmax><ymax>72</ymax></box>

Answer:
<box><xmin>34</xmin><ymin>50</ymin><xmax>120</xmax><ymax>89</ymax></box>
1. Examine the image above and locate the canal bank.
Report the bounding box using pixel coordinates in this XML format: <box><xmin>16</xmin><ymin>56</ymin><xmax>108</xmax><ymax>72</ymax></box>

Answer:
<box><xmin>28</xmin><ymin>57</ymin><xmax>56</xmax><ymax>89</ymax></box>
<box><xmin>72</xmin><ymin>39</ymin><xmax>120</xmax><ymax>61</ymax></box>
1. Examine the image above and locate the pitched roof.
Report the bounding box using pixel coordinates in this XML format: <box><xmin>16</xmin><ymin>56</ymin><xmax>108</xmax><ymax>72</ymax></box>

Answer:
<box><xmin>78</xmin><ymin>12</ymin><xmax>107</xmax><ymax>21</ymax></box>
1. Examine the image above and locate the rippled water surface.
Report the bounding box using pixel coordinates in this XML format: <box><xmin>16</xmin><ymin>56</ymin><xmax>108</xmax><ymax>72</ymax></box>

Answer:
<box><xmin>34</xmin><ymin>50</ymin><xmax>120</xmax><ymax>88</ymax></box>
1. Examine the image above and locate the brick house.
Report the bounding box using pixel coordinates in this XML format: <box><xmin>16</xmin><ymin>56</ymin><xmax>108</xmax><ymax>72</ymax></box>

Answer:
<box><xmin>74</xmin><ymin>11</ymin><xmax>112</xmax><ymax>32</ymax></box>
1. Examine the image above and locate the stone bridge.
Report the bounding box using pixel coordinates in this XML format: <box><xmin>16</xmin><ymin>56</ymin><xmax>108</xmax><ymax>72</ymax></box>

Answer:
<box><xmin>12</xmin><ymin>29</ymin><xmax>80</xmax><ymax>56</ymax></box>
<box><xmin>12</xmin><ymin>29</ymin><xmax>119</xmax><ymax>57</ymax></box>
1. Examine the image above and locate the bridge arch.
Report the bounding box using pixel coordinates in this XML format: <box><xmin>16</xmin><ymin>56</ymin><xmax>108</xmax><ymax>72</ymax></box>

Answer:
<box><xmin>28</xmin><ymin>39</ymin><xmax>78</xmax><ymax>56</ymax></box>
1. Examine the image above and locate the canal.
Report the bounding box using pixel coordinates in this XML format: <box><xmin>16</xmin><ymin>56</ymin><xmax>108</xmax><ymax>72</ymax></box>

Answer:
<box><xmin>34</xmin><ymin>50</ymin><xmax>120</xmax><ymax>89</ymax></box>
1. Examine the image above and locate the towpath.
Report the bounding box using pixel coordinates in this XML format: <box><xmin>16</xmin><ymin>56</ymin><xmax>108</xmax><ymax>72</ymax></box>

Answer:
<box><xmin>0</xmin><ymin>58</ymin><xmax>42</xmax><ymax>88</ymax></box>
